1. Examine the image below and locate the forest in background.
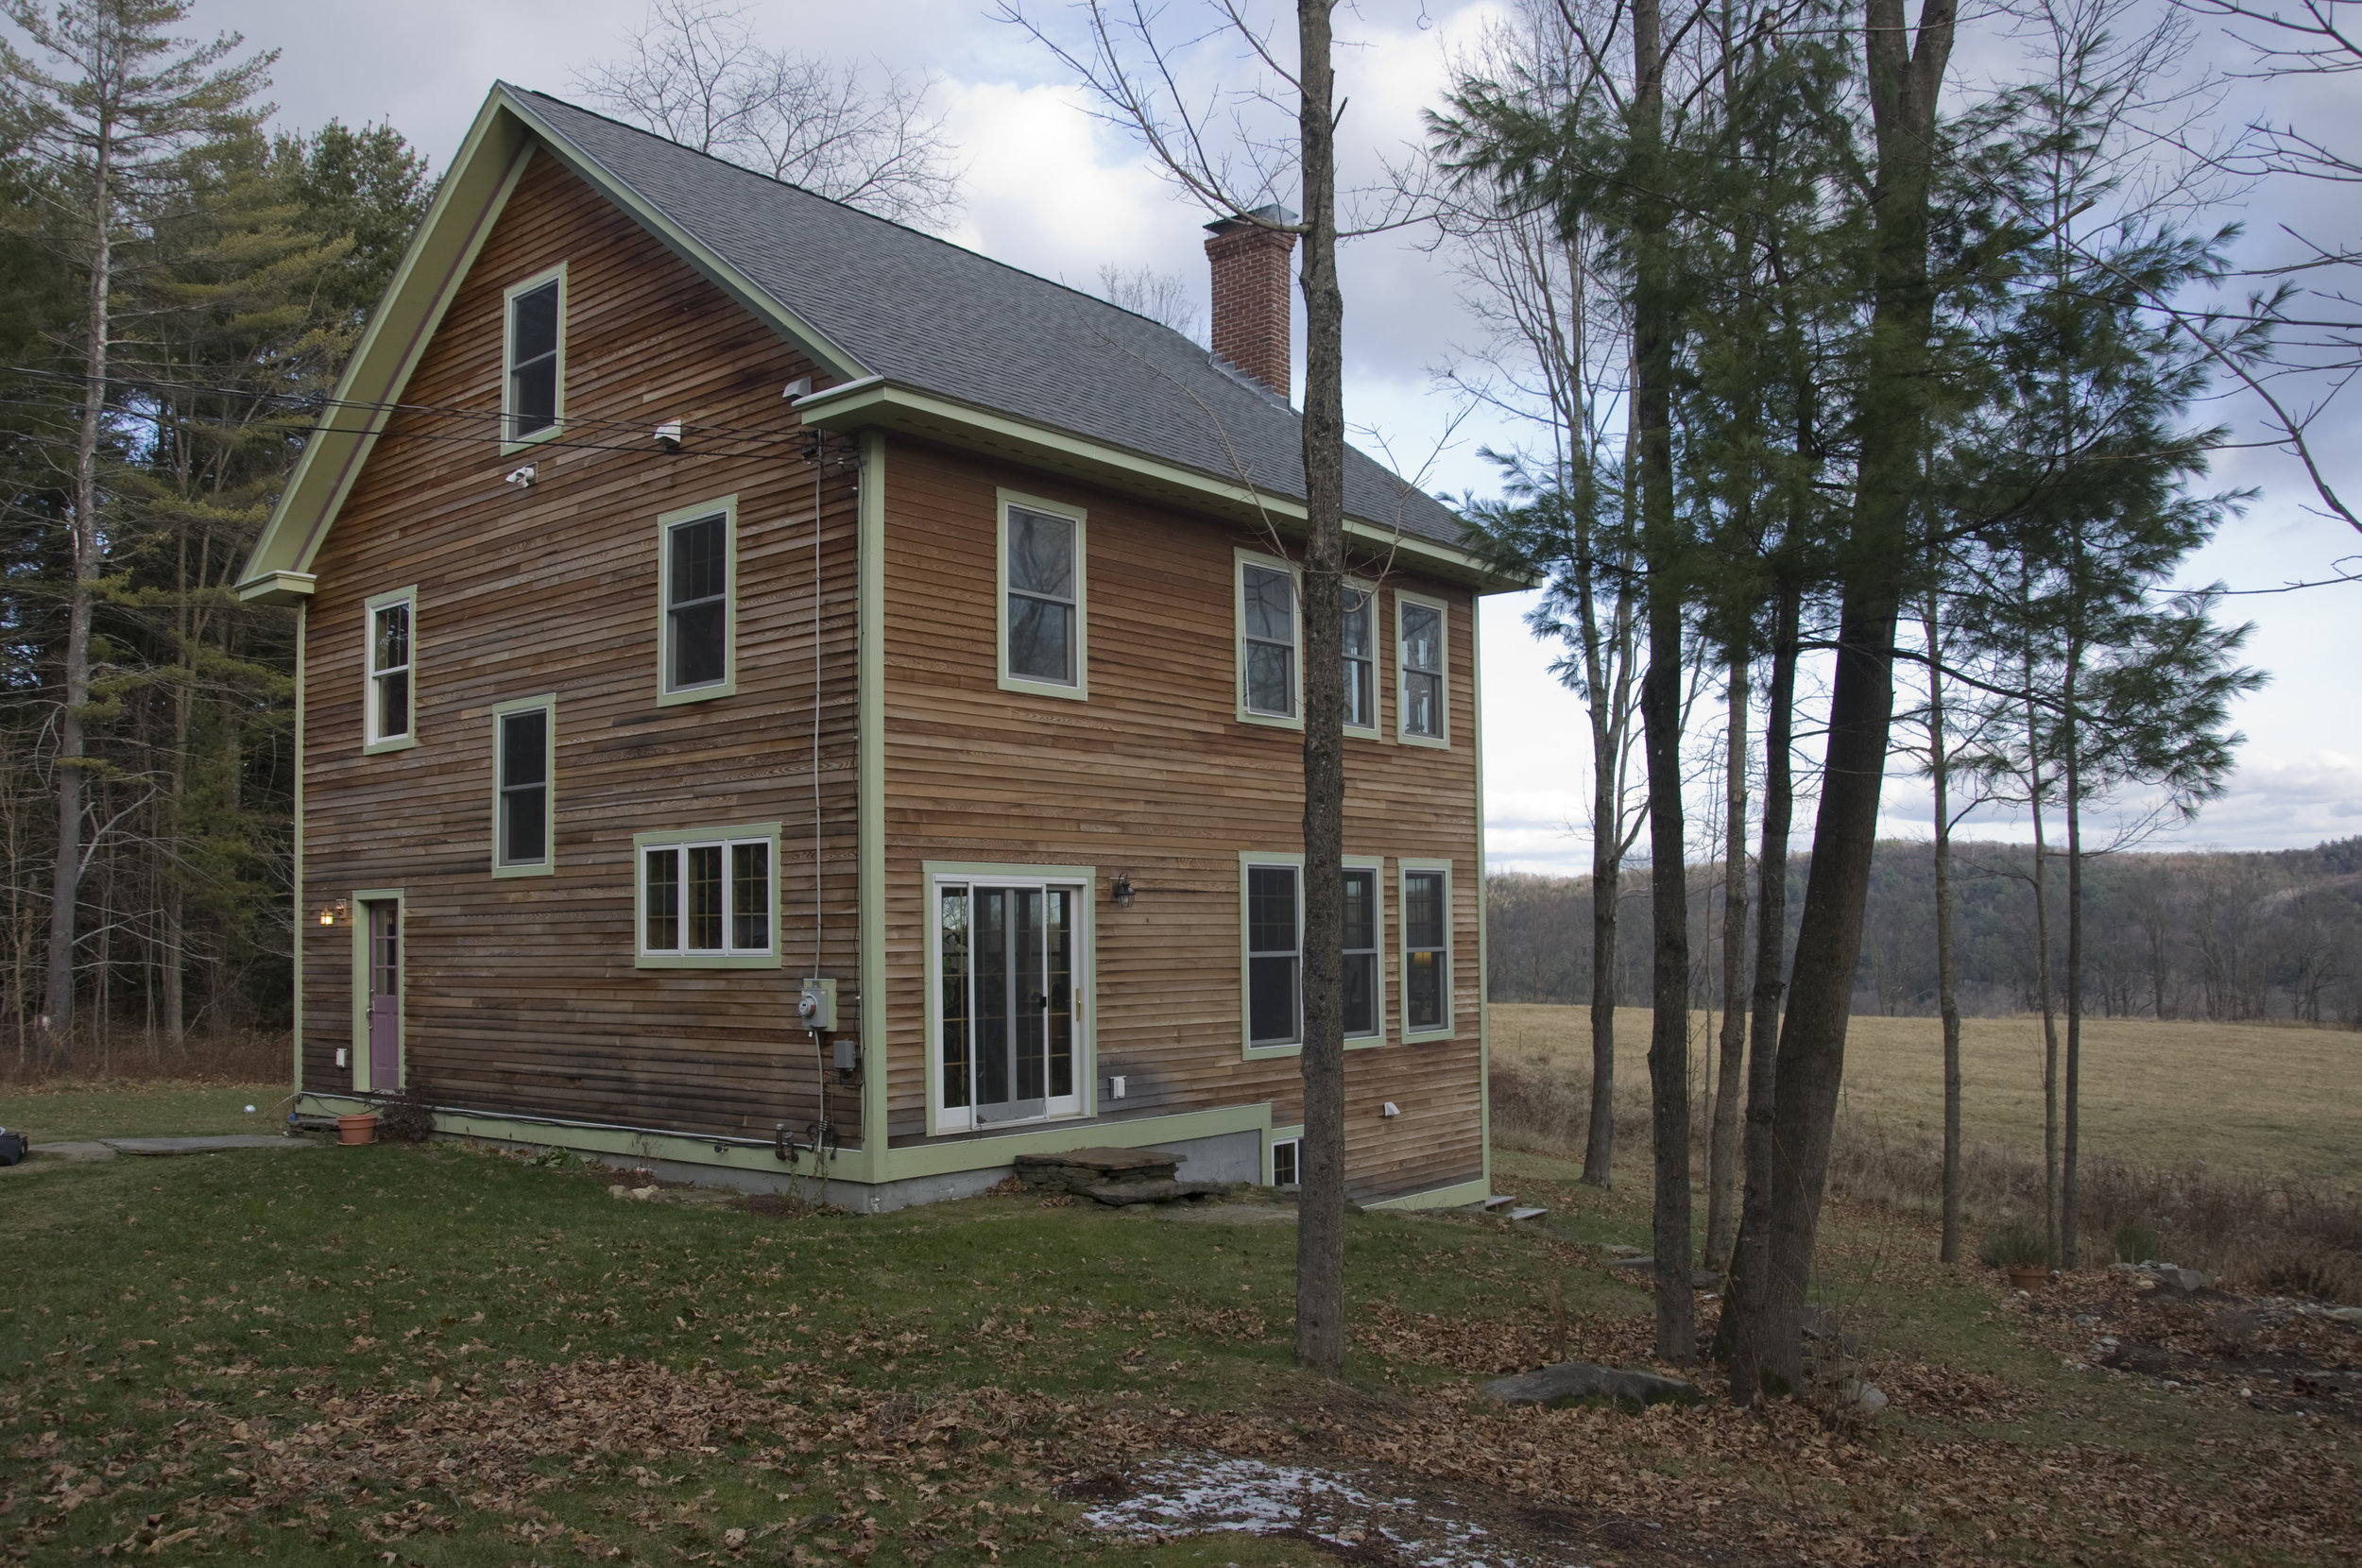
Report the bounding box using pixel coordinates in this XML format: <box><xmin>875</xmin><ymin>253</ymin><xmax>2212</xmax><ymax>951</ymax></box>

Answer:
<box><xmin>1488</xmin><ymin>835</ymin><xmax>2362</xmax><ymax>1025</ymax></box>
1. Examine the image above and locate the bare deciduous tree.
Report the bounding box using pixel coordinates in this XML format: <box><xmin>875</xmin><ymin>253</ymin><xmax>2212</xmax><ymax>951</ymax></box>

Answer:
<box><xmin>1094</xmin><ymin>262</ymin><xmax>1204</xmax><ymax>343</ymax></box>
<box><xmin>574</xmin><ymin>0</ymin><xmax>964</xmax><ymax>230</ymax></box>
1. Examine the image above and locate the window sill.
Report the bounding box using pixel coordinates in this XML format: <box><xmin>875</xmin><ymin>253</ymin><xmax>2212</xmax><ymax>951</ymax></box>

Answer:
<box><xmin>1344</xmin><ymin>724</ymin><xmax>1382</xmax><ymax>741</ymax></box>
<box><xmin>1402</xmin><ymin>1026</ymin><xmax>1456</xmax><ymax>1045</ymax></box>
<box><xmin>1238</xmin><ymin>708</ymin><xmax>1304</xmax><ymax>732</ymax></box>
<box><xmin>363</xmin><ymin>735</ymin><xmax>419</xmax><ymax>756</ymax></box>
<box><xmin>499</xmin><ymin>421</ymin><xmax>564</xmax><ymax>459</ymax></box>
<box><xmin>1397</xmin><ymin>731</ymin><xmax>1450</xmax><ymax>750</ymax></box>
<box><xmin>998</xmin><ymin>673</ymin><xmax>1088</xmax><ymax>702</ymax></box>
<box><xmin>636</xmin><ymin>952</ymin><xmax>781</xmax><ymax>970</ymax></box>
<box><xmin>491</xmin><ymin>861</ymin><xmax>553</xmax><ymax>879</ymax></box>
<box><xmin>657</xmin><ymin>678</ymin><xmax>735</xmax><ymax>707</ymax></box>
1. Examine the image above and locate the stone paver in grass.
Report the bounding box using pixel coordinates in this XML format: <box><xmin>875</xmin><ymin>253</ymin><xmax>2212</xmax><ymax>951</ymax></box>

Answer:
<box><xmin>4</xmin><ymin>1133</ymin><xmax>319</xmax><ymax>1168</ymax></box>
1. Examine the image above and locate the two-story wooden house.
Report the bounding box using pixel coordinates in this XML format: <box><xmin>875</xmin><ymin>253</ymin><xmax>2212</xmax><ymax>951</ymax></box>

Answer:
<box><xmin>238</xmin><ymin>84</ymin><xmax>1522</xmax><ymax>1211</ymax></box>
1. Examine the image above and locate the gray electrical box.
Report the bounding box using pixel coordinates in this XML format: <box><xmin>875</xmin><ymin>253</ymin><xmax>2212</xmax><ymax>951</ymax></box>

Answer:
<box><xmin>797</xmin><ymin>977</ymin><xmax>837</xmax><ymax>1032</ymax></box>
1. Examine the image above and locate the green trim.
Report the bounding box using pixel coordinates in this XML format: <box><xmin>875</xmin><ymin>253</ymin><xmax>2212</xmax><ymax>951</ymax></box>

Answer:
<box><xmin>655</xmin><ymin>494</ymin><xmax>740</xmax><ymax>706</ymax></box>
<box><xmin>1344</xmin><ymin>578</ymin><xmax>1381</xmax><ymax>740</ymax></box>
<box><xmin>1473</xmin><ymin>617</ymin><xmax>1492</xmax><ymax>1192</ymax></box>
<box><xmin>1366</xmin><ymin>1175</ymin><xmax>1491</xmax><ymax>1211</ymax></box>
<box><xmin>1398</xmin><ymin>858</ymin><xmax>1456</xmax><ymax>1044</ymax></box>
<box><xmin>488</xmin><ymin>693</ymin><xmax>557</xmax><ymax>878</ymax></box>
<box><xmin>1266</xmin><ymin>1122</ymin><xmax>1305</xmax><ymax>1185</ymax></box>
<box><xmin>498</xmin><ymin>262</ymin><xmax>568</xmax><ymax>456</ymax></box>
<box><xmin>291</xmin><ymin>605</ymin><xmax>306</xmax><ymax>1095</ymax></box>
<box><xmin>1234</xmin><ymin>548</ymin><xmax>1303</xmax><ymax>730</ymax></box>
<box><xmin>1395</xmin><ymin>588</ymin><xmax>1451</xmax><ymax>750</ymax></box>
<box><xmin>1239</xmin><ymin>849</ymin><xmax>1304</xmax><ymax>1060</ymax></box>
<box><xmin>240</xmin><ymin>105</ymin><xmax>535</xmax><ymax>588</ymax></box>
<box><xmin>888</xmin><ymin>1102</ymin><xmax>1271</xmax><ymax>1181</ymax></box>
<box><xmin>362</xmin><ymin>586</ymin><xmax>419</xmax><ymax>754</ymax></box>
<box><xmin>238</xmin><ymin>570</ymin><xmax>315</xmax><ymax>606</ymax></box>
<box><xmin>349</xmin><ymin>888</ymin><xmax>405</xmax><ymax>1092</ymax></box>
<box><xmin>301</xmin><ymin>1098</ymin><xmax>847</xmax><ymax>1182</ymax></box>
<box><xmin>995</xmin><ymin>488</ymin><xmax>1089</xmax><ymax>701</ymax></box>
<box><xmin>857</xmin><ymin>432</ymin><xmax>888</xmax><ymax>1173</ymax></box>
<box><xmin>631</xmin><ymin>821</ymin><xmax>782</xmax><ymax>969</ymax></box>
<box><xmin>796</xmin><ymin>378</ymin><xmax>1529</xmax><ymax>593</ymax></box>
<box><xmin>1344</xmin><ymin>857</ymin><xmax>1387</xmax><ymax>1048</ymax></box>
<box><xmin>918</xmin><ymin>861</ymin><xmax>1098</xmax><ymax>1135</ymax></box>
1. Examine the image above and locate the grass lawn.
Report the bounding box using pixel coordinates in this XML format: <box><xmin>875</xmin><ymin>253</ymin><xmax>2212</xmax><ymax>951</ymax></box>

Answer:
<box><xmin>0</xmin><ymin>1081</ymin><xmax>291</xmax><ymax>1144</ymax></box>
<box><xmin>1493</xmin><ymin>1004</ymin><xmax>2362</xmax><ymax>1181</ymax></box>
<box><xmin>5</xmin><ymin>1087</ymin><xmax>2355</xmax><ymax>1566</ymax></box>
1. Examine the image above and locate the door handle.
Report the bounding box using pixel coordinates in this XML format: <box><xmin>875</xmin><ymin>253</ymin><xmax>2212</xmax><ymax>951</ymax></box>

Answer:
<box><xmin>1029</xmin><ymin>994</ymin><xmax>1050</xmax><ymax>1009</ymax></box>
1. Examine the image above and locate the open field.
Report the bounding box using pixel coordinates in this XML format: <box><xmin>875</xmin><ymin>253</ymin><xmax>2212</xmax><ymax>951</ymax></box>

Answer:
<box><xmin>0</xmin><ymin>1080</ymin><xmax>290</xmax><ymax>1143</ymax></box>
<box><xmin>4</xmin><ymin>1083</ymin><xmax>2358</xmax><ymax>1565</ymax></box>
<box><xmin>1493</xmin><ymin>1005</ymin><xmax>2362</xmax><ymax>1183</ymax></box>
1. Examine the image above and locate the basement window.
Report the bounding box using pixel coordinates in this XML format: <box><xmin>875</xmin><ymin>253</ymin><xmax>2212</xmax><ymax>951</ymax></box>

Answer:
<box><xmin>503</xmin><ymin>265</ymin><xmax>566</xmax><ymax>448</ymax></box>
<box><xmin>1271</xmin><ymin>1136</ymin><xmax>1300</xmax><ymax>1188</ymax></box>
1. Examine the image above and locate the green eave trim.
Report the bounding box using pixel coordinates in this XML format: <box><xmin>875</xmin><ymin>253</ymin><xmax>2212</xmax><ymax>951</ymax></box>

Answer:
<box><xmin>796</xmin><ymin>378</ymin><xmax>1532</xmax><ymax>594</ymax></box>
<box><xmin>237</xmin><ymin>570</ymin><xmax>316</xmax><ymax>606</ymax></box>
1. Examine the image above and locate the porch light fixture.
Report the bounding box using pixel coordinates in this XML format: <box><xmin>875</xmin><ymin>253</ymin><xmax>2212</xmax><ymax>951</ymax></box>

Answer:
<box><xmin>317</xmin><ymin>898</ymin><xmax>350</xmax><ymax>928</ymax></box>
<box><xmin>1111</xmin><ymin>872</ymin><xmax>1135</xmax><ymax>908</ymax></box>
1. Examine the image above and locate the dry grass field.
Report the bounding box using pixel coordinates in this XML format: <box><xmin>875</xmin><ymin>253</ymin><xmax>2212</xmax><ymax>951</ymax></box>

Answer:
<box><xmin>1491</xmin><ymin>1004</ymin><xmax>2362</xmax><ymax>1184</ymax></box>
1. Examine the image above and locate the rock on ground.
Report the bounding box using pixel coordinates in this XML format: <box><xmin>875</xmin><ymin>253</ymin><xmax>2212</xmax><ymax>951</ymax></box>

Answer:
<box><xmin>1481</xmin><ymin>1361</ymin><xmax>1699</xmax><ymax>1410</ymax></box>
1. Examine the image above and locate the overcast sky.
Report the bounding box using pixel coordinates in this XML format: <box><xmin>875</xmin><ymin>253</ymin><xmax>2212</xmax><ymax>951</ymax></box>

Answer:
<box><xmin>168</xmin><ymin>0</ymin><xmax>2362</xmax><ymax>874</ymax></box>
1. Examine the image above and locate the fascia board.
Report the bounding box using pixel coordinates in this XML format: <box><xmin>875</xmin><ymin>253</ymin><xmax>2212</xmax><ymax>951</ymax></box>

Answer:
<box><xmin>239</xmin><ymin>91</ymin><xmax>533</xmax><ymax>590</ymax></box>
<box><xmin>492</xmin><ymin>87</ymin><xmax>866</xmax><ymax>385</ymax></box>
<box><xmin>796</xmin><ymin>378</ymin><xmax>1533</xmax><ymax>593</ymax></box>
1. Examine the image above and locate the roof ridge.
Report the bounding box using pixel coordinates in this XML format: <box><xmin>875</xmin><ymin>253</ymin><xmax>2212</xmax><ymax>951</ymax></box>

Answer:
<box><xmin>503</xmin><ymin>84</ymin><xmax>1210</xmax><ymax>353</ymax></box>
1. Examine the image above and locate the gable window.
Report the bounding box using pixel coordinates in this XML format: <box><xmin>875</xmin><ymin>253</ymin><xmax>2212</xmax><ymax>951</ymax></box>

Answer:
<box><xmin>635</xmin><ymin>823</ymin><xmax>779</xmax><ymax>967</ymax></box>
<box><xmin>1398</xmin><ymin>593</ymin><xmax>1448</xmax><ymax>744</ymax></box>
<box><xmin>1244</xmin><ymin>861</ymin><xmax>1301</xmax><ymax>1048</ymax></box>
<box><xmin>659</xmin><ymin>497</ymin><xmax>736</xmax><ymax>703</ymax></box>
<box><xmin>504</xmin><ymin>266</ymin><xmax>565</xmax><ymax>446</ymax></box>
<box><xmin>998</xmin><ymin>492</ymin><xmax>1087</xmax><ymax>697</ymax></box>
<box><xmin>491</xmin><ymin>697</ymin><xmax>555</xmax><ymax>876</ymax></box>
<box><xmin>364</xmin><ymin>588</ymin><xmax>418</xmax><ymax>752</ymax></box>
<box><xmin>1344</xmin><ymin>863</ymin><xmax>1380</xmax><ymax>1039</ymax></box>
<box><xmin>1401</xmin><ymin>862</ymin><xmax>1452</xmax><ymax>1038</ymax></box>
<box><xmin>1343</xmin><ymin>586</ymin><xmax>1378</xmax><ymax>734</ymax></box>
<box><xmin>1238</xmin><ymin>553</ymin><xmax>1299</xmax><ymax>724</ymax></box>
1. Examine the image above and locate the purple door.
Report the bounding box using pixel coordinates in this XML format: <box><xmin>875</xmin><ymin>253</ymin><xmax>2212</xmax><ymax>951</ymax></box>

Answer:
<box><xmin>366</xmin><ymin>901</ymin><xmax>400</xmax><ymax>1091</ymax></box>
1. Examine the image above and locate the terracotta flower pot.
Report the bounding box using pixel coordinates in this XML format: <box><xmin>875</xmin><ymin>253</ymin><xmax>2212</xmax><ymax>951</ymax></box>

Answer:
<box><xmin>337</xmin><ymin>1114</ymin><xmax>380</xmax><ymax>1147</ymax></box>
<box><xmin>2006</xmin><ymin>1263</ymin><xmax>2048</xmax><ymax>1290</ymax></box>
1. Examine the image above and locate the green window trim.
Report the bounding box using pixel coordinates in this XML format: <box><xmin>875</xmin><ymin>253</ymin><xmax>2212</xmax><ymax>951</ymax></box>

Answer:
<box><xmin>1395</xmin><ymin>588</ymin><xmax>1451</xmax><ymax>749</ymax></box>
<box><xmin>1235</xmin><ymin>548</ymin><xmax>1303</xmax><ymax>729</ymax></box>
<box><xmin>362</xmin><ymin>585</ymin><xmax>419</xmax><ymax>754</ymax></box>
<box><xmin>655</xmin><ymin>494</ymin><xmax>740</xmax><ymax>706</ymax></box>
<box><xmin>500</xmin><ymin>262</ymin><xmax>567</xmax><ymax>454</ymax></box>
<box><xmin>1237</xmin><ymin>851</ymin><xmax>1392</xmax><ymax>1059</ymax></box>
<box><xmin>995</xmin><ymin>489</ymin><xmax>1089</xmax><ymax>701</ymax></box>
<box><xmin>633</xmin><ymin>821</ymin><xmax>782</xmax><ymax>969</ymax></box>
<box><xmin>488</xmin><ymin>693</ymin><xmax>556</xmax><ymax>878</ymax></box>
<box><xmin>1398</xmin><ymin>857</ymin><xmax>1455</xmax><ymax>1042</ymax></box>
<box><xmin>1343</xmin><ymin>858</ymin><xmax>1386</xmax><ymax>1044</ymax></box>
<box><xmin>1343</xmin><ymin>578</ymin><xmax>1381</xmax><ymax>739</ymax></box>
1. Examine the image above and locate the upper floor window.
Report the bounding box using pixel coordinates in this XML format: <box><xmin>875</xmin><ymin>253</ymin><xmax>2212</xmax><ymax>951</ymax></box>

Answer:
<box><xmin>364</xmin><ymin>587</ymin><xmax>418</xmax><ymax>753</ymax></box>
<box><xmin>659</xmin><ymin>497</ymin><xmax>736</xmax><ymax>703</ymax></box>
<box><xmin>998</xmin><ymin>492</ymin><xmax>1087</xmax><ymax>698</ymax></box>
<box><xmin>1398</xmin><ymin>593</ymin><xmax>1448</xmax><ymax>744</ymax></box>
<box><xmin>492</xmin><ymin>697</ymin><xmax>555</xmax><ymax>877</ymax></box>
<box><xmin>504</xmin><ymin>265</ymin><xmax>565</xmax><ymax>447</ymax></box>
<box><xmin>1343</xmin><ymin>585</ymin><xmax>1377</xmax><ymax>734</ymax></box>
<box><xmin>635</xmin><ymin>823</ymin><xmax>780</xmax><ymax>968</ymax></box>
<box><xmin>1238</xmin><ymin>553</ymin><xmax>1299</xmax><ymax>724</ymax></box>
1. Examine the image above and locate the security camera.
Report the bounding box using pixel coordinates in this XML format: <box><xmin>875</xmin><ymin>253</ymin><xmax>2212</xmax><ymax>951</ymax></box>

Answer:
<box><xmin>505</xmin><ymin>464</ymin><xmax>537</xmax><ymax>488</ymax></box>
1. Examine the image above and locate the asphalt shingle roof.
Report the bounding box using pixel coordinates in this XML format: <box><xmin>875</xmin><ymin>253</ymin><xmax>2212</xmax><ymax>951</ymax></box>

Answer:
<box><xmin>512</xmin><ymin>89</ymin><xmax>1464</xmax><ymax>547</ymax></box>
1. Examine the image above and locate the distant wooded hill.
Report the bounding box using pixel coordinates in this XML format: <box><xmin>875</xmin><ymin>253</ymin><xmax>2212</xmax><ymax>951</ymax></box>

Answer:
<box><xmin>1486</xmin><ymin>838</ymin><xmax>2362</xmax><ymax>1025</ymax></box>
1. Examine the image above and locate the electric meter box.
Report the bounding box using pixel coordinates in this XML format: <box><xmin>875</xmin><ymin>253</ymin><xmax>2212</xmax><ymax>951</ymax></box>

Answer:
<box><xmin>797</xmin><ymin>978</ymin><xmax>838</xmax><ymax>1032</ymax></box>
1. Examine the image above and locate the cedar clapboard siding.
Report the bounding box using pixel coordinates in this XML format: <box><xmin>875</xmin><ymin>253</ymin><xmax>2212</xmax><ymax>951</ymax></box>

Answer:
<box><xmin>878</xmin><ymin>437</ymin><xmax>1484</xmax><ymax>1202</ymax></box>
<box><xmin>299</xmin><ymin>150</ymin><xmax>864</xmax><ymax>1143</ymax></box>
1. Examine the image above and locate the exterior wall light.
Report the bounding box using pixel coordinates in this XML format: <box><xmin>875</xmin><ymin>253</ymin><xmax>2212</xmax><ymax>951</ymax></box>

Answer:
<box><xmin>1111</xmin><ymin>872</ymin><xmax>1135</xmax><ymax>908</ymax></box>
<box><xmin>317</xmin><ymin>898</ymin><xmax>350</xmax><ymax>928</ymax></box>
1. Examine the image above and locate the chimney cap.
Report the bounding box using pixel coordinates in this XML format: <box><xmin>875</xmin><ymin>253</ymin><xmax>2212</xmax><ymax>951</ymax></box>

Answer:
<box><xmin>1205</xmin><ymin>203</ymin><xmax>1298</xmax><ymax>236</ymax></box>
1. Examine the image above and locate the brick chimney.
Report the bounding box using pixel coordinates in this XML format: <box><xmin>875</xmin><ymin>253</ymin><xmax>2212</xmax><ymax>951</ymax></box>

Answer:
<box><xmin>1204</xmin><ymin>205</ymin><xmax>1298</xmax><ymax>399</ymax></box>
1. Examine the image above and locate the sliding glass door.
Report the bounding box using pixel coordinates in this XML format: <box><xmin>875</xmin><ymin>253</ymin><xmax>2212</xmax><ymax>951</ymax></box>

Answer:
<box><xmin>934</xmin><ymin>876</ymin><xmax>1087</xmax><ymax>1131</ymax></box>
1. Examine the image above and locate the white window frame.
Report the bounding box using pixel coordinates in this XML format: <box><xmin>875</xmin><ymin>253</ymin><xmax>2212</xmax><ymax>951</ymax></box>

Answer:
<box><xmin>501</xmin><ymin>263</ymin><xmax>567</xmax><ymax>453</ymax></box>
<box><xmin>363</xmin><ymin>586</ymin><xmax>419</xmax><ymax>754</ymax></box>
<box><xmin>489</xmin><ymin>694</ymin><xmax>556</xmax><ymax>878</ymax></box>
<box><xmin>1343</xmin><ymin>579</ymin><xmax>1380</xmax><ymax>739</ymax></box>
<box><xmin>1268</xmin><ymin>1131</ymin><xmax>1303</xmax><ymax>1188</ymax></box>
<box><xmin>996</xmin><ymin>489</ymin><xmax>1088</xmax><ymax>700</ymax></box>
<box><xmin>657</xmin><ymin>495</ymin><xmax>738</xmax><ymax>705</ymax></box>
<box><xmin>1395</xmin><ymin>589</ymin><xmax>1451</xmax><ymax>748</ymax></box>
<box><xmin>922</xmin><ymin>861</ymin><xmax>1095</xmax><ymax>1134</ymax></box>
<box><xmin>1235</xmin><ymin>548</ymin><xmax>1303</xmax><ymax>729</ymax></box>
<box><xmin>633</xmin><ymin>822</ymin><xmax>781</xmax><ymax>969</ymax></box>
<box><xmin>1342</xmin><ymin>857</ymin><xmax>1386</xmax><ymax>1044</ymax></box>
<box><xmin>1398</xmin><ymin>858</ymin><xmax>1455</xmax><ymax>1041</ymax></box>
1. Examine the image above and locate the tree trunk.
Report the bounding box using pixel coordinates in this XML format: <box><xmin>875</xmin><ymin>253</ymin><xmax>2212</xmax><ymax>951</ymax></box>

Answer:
<box><xmin>1735</xmin><ymin>0</ymin><xmax>1956</xmax><ymax>1397</ymax></box>
<box><xmin>1704</xmin><ymin>655</ymin><xmax>1749</xmax><ymax>1270</ymax></box>
<box><xmin>2024</xmin><ymin>639</ymin><xmax>2062</xmax><ymax>1268</ymax></box>
<box><xmin>1926</xmin><ymin>587</ymin><xmax>1964</xmax><ymax>1263</ymax></box>
<box><xmin>1584</xmin><ymin>763</ymin><xmax>1620</xmax><ymax>1186</ymax></box>
<box><xmin>1721</xmin><ymin>583</ymin><xmax>1795</xmax><ymax>1385</ymax></box>
<box><xmin>1628</xmin><ymin>0</ymin><xmax>1693</xmax><ymax>1365</ymax></box>
<box><xmin>43</xmin><ymin>119</ymin><xmax>116</xmax><ymax>1067</ymax></box>
<box><xmin>1292</xmin><ymin>0</ymin><xmax>1349</xmax><ymax>1378</ymax></box>
<box><xmin>2061</xmin><ymin>620</ymin><xmax>2083</xmax><ymax>1269</ymax></box>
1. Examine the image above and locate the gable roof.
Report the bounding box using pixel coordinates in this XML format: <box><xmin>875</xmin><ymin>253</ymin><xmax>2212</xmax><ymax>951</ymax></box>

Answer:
<box><xmin>239</xmin><ymin>84</ymin><xmax>1511</xmax><ymax>602</ymax></box>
